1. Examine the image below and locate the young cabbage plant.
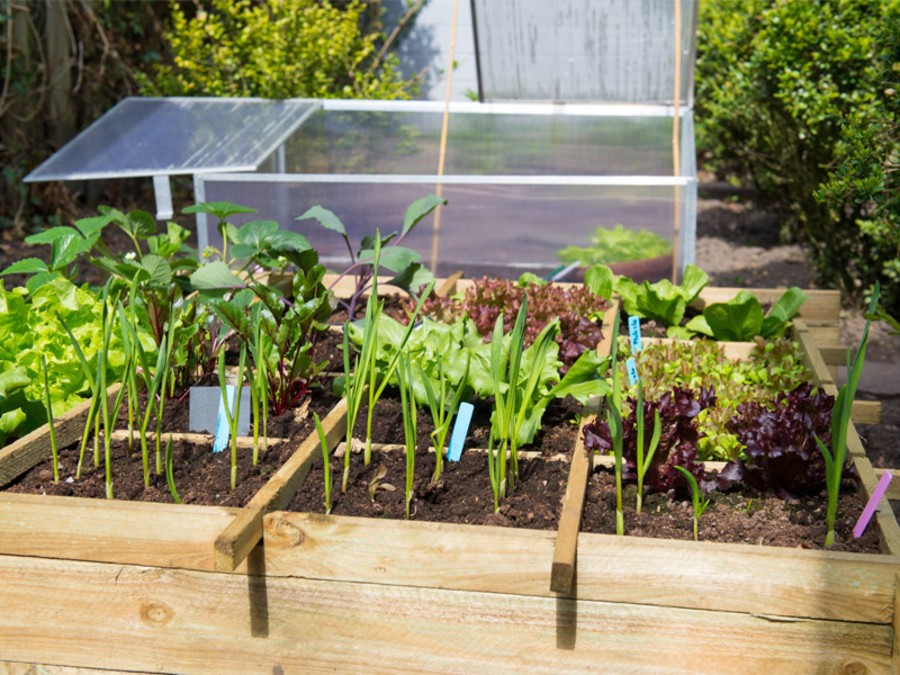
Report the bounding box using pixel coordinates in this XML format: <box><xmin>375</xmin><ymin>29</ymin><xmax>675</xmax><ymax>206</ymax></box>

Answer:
<box><xmin>297</xmin><ymin>194</ymin><xmax>444</xmax><ymax>319</ymax></box>
<box><xmin>674</xmin><ymin>465</ymin><xmax>710</xmax><ymax>542</ymax></box>
<box><xmin>815</xmin><ymin>283</ymin><xmax>878</xmax><ymax>547</ymax></box>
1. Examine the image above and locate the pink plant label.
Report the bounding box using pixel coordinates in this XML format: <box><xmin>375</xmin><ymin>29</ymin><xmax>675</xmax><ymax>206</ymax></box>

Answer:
<box><xmin>853</xmin><ymin>471</ymin><xmax>893</xmax><ymax>539</ymax></box>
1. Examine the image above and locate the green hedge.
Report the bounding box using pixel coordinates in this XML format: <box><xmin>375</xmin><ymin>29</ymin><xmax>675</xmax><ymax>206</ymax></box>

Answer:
<box><xmin>139</xmin><ymin>0</ymin><xmax>418</xmax><ymax>100</ymax></box>
<box><xmin>695</xmin><ymin>0</ymin><xmax>899</xmax><ymax>315</ymax></box>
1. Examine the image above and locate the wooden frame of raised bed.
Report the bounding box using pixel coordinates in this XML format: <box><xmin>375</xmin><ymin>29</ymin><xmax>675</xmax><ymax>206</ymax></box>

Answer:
<box><xmin>2</xmin><ymin>287</ymin><xmax>898</xmax><ymax>673</ymax></box>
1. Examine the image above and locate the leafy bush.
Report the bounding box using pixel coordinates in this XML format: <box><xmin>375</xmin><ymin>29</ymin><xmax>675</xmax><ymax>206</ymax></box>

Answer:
<box><xmin>141</xmin><ymin>0</ymin><xmax>418</xmax><ymax>99</ymax></box>
<box><xmin>695</xmin><ymin>0</ymin><xmax>900</xmax><ymax>313</ymax></box>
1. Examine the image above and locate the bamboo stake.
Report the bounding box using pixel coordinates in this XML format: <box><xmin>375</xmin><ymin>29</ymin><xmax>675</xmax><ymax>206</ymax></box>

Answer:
<box><xmin>429</xmin><ymin>0</ymin><xmax>460</xmax><ymax>275</ymax></box>
<box><xmin>671</xmin><ymin>0</ymin><xmax>683</xmax><ymax>282</ymax></box>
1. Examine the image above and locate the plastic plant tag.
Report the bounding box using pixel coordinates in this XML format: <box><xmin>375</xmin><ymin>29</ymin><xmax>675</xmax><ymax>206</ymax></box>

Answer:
<box><xmin>213</xmin><ymin>385</ymin><xmax>235</xmax><ymax>454</ymax></box>
<box><xmin>853</xmin><ymin>471</ymin><xmax>892</xmax><ymax>539</ymax></box>
<box><xmin>190</xmin><ymin>386</ymin><xmax>251</xmax><ymax>436</ymax></box>
<box><xmin>628</xmin><ymin>315</ymin><xmax>642</xmax><ymax>353</ymax></box>
<box><xmin>626</xmin><ymin>357</ymin><xmax>639</xmax><ymax>387</ymax></box>
<box><xmin>447</xmin><ymin>401</ymin><xmax>475</xmax><ymax>462</ymax></box>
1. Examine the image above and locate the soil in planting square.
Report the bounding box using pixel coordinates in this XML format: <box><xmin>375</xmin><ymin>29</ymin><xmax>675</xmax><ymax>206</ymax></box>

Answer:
<box><xmin>288</xmin><ymin>394</ymin><xmax>580</xmax><ymax>529</ymax></box>
<box><xmin>6</xmin><ymin>390</ymin><xmax>340</xmax><ymax>508</ymax></box>
<box><xmin>581</xmin><ymin>469</ymin><xmax>882</xmax><ymax>553</ymax></box>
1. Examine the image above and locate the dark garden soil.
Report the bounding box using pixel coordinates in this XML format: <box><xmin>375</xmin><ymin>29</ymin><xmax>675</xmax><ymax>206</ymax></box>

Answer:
<box><xmin>582</xmin><ymin>469</ymin><xmax>881</xmax><ymax>553</ymax></box>
<box><xmin>288</xmin><ymin>395</ymin><xmax>578</xmax><ymax>529</ymax></box>
<box><xmin>6</xmin><ymin>388</ymin><xmax>341</xmax><ymax>507</ymax></box>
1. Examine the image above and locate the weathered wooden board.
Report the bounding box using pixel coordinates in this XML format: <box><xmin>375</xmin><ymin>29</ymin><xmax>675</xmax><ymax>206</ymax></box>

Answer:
<box><xmin>262</xmin><ymin>510</ymin><xmax>897</xmax><ymax>626</ymax></box>
<box><xmin>0</xmin><ymin>662</ymin><xmax>144</xmax><ymax>675</ymax></box>
<box><xmin>0</xmin><ymin>493</ymin><xmax>244</xmax><ymax>572</ymax></box>
<box><xmin>0</xmin><ymin>553</ymin><xmax>891</xmax><ymax>674</ymax></box>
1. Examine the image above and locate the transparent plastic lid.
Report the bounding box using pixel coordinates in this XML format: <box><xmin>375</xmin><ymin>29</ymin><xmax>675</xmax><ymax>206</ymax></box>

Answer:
<box><xmin>25</xmin><ymin>97</ymin><xmax>318</xmax><ymax>182</ymax></box>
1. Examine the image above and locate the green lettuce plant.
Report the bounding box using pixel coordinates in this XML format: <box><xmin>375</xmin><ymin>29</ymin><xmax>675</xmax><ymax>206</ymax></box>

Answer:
<box><xmin>558</xmin><ymin>224</ymin><xmax>672</xmax><ymax>266</ymax></box>
<box><xmin>685</xmin><ymin>287</ymin><xmax>807</xmax><ymax>341</ymax></box>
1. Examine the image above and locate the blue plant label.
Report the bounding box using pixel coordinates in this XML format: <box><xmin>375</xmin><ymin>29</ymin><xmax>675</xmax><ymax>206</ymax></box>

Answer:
<box><xmin>626</xmin><ymin>358</ymin><xmax>639</xmax><ymax>387</ymax></box>
<box><xmin>447</xmin><ymin>401</ymin><xmax>475</xmax><ymax>463</ymax></box>
<box><xmin>628</xmin><ymin>315</ymin><xmax>642</xmax><ymax>353</ymax></box>
<box><xmin>212</xmin><ymin>385</ymin><xmax>235</xmax><ymax>454</ymax></box>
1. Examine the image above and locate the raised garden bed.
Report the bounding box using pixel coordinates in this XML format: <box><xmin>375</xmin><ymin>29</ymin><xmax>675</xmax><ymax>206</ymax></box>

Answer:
<box><xmin>1</xmin><ymin>287</ymin><xmax>898</xmax><ymax>673</ymax></box>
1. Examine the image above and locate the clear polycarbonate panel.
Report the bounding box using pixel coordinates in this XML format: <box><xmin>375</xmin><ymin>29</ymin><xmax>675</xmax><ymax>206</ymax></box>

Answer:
<box><xmin>471</xmin><ymin>0</ymin><xmax>698</xmax><ymax>105</ymax></box>
<box><xmin>25</xmin><ymin>97</ymin><xmax>318</xmax><ymax>182</ymax></box>
<box><xmin>283</xmin><ymin>103</ymin><xmax>676</xmax><ymax>177</ymax></box>
<box><xmin>198</xmin><ymin>174</ymin><xmax>694</xmax><ymax>280</ymax></box>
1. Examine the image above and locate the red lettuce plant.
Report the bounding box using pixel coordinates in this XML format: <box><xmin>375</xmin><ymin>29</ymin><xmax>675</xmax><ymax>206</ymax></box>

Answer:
<box><xmin>719</xmin><ymin>383</ymin><xmax>835</xmax><ymax>497</ymax></box>
<box><xmin>418</xmin><ymin>277</ymin><xmax>609</xmax><ymax>369</ymax></box>
<box><xmin>583</xmin><ymin>386</ymin><xmax>716</xmax><ymax>494</ymax></box>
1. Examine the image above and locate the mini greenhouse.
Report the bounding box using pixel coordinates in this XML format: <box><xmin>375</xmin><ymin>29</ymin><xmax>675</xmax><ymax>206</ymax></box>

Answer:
<box><xmin>26</xmin><ymin>0</ymin><xmax>698</xmax><ymax>281</ymax></box>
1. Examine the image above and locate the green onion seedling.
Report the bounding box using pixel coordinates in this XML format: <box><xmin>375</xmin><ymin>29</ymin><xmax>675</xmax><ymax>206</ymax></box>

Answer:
<box><xmin>816</xmin><ymin>283</ymin><xmax>879</xmax><ymax>547</ymax></box>
<box><xmin>417</xmin><ymin>355</ymin><xmax>470</xmax><ymax>484</ymax></box>
<box><xmin>605</xmin><ymin>310</ymin><xmax>625</xmax><ymax>535</ymax></box>
<box><xmin>674</xmin><ymin>465</ymin><xmax>710</xmax><ymax>542</ymax></box>
<box><xmin>40</xmin><ymin>355</ymin><xmax>59</xmax><ymax>484</ymax></box>
<box><xmin>165</xmin><ymin>434</ymin><xmax>181</xmax><ymax>504</ymax></box>
<box><xmin>218</xmin><ymin>345</ymin><xmax>247</xmax><ymax>490</ymax></box>
<box><xmin>313</xmin><ymin>412</ymin><xmax>332</xmax><ymax>514</ymax></box>
<box><xmin>397</xmin><ymin>351</ymin><xmax>417</xmax><ymax>519</ymax></box>
<box><xmin>634</xmin><ymin>382</ymin><xmax>661</xmax><ymax>514</ymax></box>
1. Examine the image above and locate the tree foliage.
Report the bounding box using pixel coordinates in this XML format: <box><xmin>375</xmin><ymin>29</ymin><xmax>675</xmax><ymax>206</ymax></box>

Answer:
<box><xmin>139</xmin><ymin>0</ymin><xmax>419</xmax><ymax>100</ymax></box>
<box><xmin>695</xmin><ymin>0</ymin><xmax>900</xmax><ymax>314</ymax></box>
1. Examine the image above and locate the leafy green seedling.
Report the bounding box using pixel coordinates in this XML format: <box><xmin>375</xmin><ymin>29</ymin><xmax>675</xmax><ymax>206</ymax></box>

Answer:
<box><xmin>674</xmin><ymin>465</ymin><xmax>710</xmax><ymax>541</ymax></box>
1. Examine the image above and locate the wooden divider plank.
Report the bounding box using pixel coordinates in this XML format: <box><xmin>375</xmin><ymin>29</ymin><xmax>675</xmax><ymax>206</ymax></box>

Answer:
<box><xmin>213</xmin><ymin>398</ymin><xmax>348</xmax><ymax>571</ymax></box>
<box><xmin>549</xmin><ymin>303</ymin><xmax>617</xmax><ymax>594</ymax></box>
<box><xmin>793</xmin><ymin>320</ymin><xmax>835</xmax><ymax>386</ymax></box>
<box><xmin>875</xmin><ymin>469</ymin><xmax>900</xmax><ymax>501</ymax></box>
<box><xmin>549</xmin><ymin>418</ymin><xmax>593</xmax><ymax>593</ymax></box>
<box><xmin>851</xmin><ymin>454</ymin><xmax>900</xmax><ymax>557</ymax></box>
